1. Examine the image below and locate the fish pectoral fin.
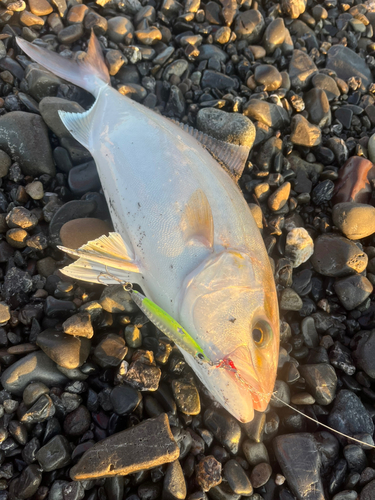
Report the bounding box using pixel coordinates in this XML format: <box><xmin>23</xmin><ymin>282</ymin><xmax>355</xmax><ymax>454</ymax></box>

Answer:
<box><xmin>58</xmin><ymin>232</ymin><xmax>141</xmax><ymax>284</ymax></box>
<box><xmin>181</xmin><ymin>189</ymin><xmax>214</xmax><ymax>248</ymax></box>
<box><xmin>172</xmin><ymin>120</ymin><xmax>250</xmax><ymax>181</ymax></box>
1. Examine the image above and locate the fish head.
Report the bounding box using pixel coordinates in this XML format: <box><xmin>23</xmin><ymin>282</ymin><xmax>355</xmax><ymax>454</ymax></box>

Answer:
<box><xmin>178</xmin><ymin>250</ymin><xmax>279</xmax><ymax>423</ymax></box>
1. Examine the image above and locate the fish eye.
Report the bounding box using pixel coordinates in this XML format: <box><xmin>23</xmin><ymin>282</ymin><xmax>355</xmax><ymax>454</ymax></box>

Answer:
<box><xmin>252</xmin><ymin>320</ymin><xmax>272</xmax><ymax>348</ymax></box>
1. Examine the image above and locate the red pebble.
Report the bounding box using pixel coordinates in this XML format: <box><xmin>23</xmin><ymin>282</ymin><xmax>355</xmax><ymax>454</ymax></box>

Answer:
<box><xmin>333</xmin><ymin>156</ymin><xmax>375</xmax><ymax>205</ymax></box>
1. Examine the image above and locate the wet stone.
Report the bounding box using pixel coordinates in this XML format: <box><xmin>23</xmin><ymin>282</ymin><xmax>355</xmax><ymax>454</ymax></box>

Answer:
<box><xmin>36</xmin><ymin>435</ymin><xmax>72</xmax><ymax>471</ymax></box>
<box><xmin>196</xmin><ymin>455</ymin><xmax>222</xmax><ymax>492</ymax></box>
<box><xmin>64</xmin><ymin>405</ymin><xmax>91</xmax><ymax>436</ymax></box>
<box><xmin>163</xmin><ymin>459</ymin><xmax>187</xmax><ymax>500</ymax></box>
<box><xmin>299</xmin><ymin>364</ymin><xmax>337</xmax><ymax>405</ymax></box>
<box><xmin>23</xmin><ymin>382</ymin><xmax>49</xmax><ymax>407</ymax></box>
<box><xmin>110</xmin><ymin>384</ymin><xmax>142</xmax><ymax>415</ymax></box>
<box><xmin>70</xmin><ymin>414</ymin><xmax>179</xmax><ymax>480</ymax></box>
<box><xmin>94</xmin><ymin>334</ymin><xmax>127</xmax><ymax>368</ymax></box>
<box><xmin>172</xmin><ymin>380</ymin><xmax>200</xmax><ymax>415</ymax></box>
<box><xmin>334</xmin><ymin>275</ymin><xmax>373</xmax><ymax>311</ymax></box>
<box><xmin>204</xmin><ymin>408</ymin><xmax>241</xmax><ymax>454</ymax></box>
<box><xmin>15</xmin><ymin>464</ymin><xmax>42</xmax><ymax>499</ymax></box>
<box><xmin>223</xmin><ymin>459</ymin><xmax>252</xmax><ymax>495</ymax></box>
<box><xmin>21</xmin><ymin>394</ymin><xmax>55</xmax><ymax>424</ymax></box>
<box><xmin>311</xmin><ymin>234</ymin><xmax>368</xmax><ymax>277</ymax></box>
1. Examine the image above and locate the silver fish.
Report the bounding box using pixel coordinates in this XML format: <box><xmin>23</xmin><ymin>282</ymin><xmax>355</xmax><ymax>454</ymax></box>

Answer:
<box><xmin>17</xmin><ymin>33</ymin><xmax>279</xmax><ymax>423</ymax></box>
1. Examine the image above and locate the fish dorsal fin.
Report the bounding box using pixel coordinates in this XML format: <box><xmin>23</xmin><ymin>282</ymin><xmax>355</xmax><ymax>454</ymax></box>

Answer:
<box><xmin>181</xmin><ymin>189</ymin><xmax>214</xmax><ymax>248</ymax></box>
<box><xmin>173</xmin><ymin>120</ymin><xmax>250</xmax><ymax>181</ymax></box>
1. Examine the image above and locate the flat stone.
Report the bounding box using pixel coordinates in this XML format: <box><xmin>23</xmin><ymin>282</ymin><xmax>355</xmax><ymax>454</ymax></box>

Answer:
<box><xmin>162</xmin><ymin>460</ymin><xmax>187</xmax><ymax>500</ymax></box>
<box><xmin>290</xmin><ymin>115</ymin><xmax>321</xmax><ymax>147</ymax></box>
<box><xmin>243</xmin><ymin>99</ymin><xmax>289</xmax><ymax>129</ymax></box>
<box><xmin>36</xmin><ymin>435</ymin><xmax>72</xmax><ymax>471</ymax></box>
<box><xmin>59</xmin><ymin>218</ymin><xmax>111</xmax><ymax>250</ymax></box>
<box><xmin>0</xmin><ymin>111</ymin><xmax>55</xmax><ymax>176</ymax></box>
<box><xmin>326</xmin><ymin>45</ymin><xmax>373</xmax><ymax>92</ymax></box>
<box><xmin>196</xmin><ymin>108</ymin><xmax>255</xmax><ymax>149</ymax></box>
<box><xmin>289</xmin><ymin>50</ymin><xmax>318</xmax><ymax>90</ymax></box>
<box><xmin>94</xmin><ymin>334</ymin><xmax>127</xmax><ymax>368</ymax></box>
<box><xmin>311</xmin><ymin>234</ymin><xmax>368</xmax><ymax>277</ymax></box>
<box><xmin>62</xmin><ymin>312</ymin><xmax>94</xmax><ymax>339</ymax></box>
<box><xmin>334</xmin><ymin>275</ymin><xmax>373</xmax><ymax>311</ymax></box>
<box><xmin>332</xmin><ymin>203</ymin><xmax>375</xmax><ymax>240</ymax></box>
<box><xmin>70</xmin><ymin>414</ymin><xmax>179</xmax><ymax>480</ymax></box>
<box><xmin>36</xmin><ymin>329</ymin><xmax>91</xmax><ymax>369</ymax></box>
<box><xmin>274</xmin><ymin>433</ymin><xmax>325</xmax><ymax>500</ymax></box>
<box><xmin>312</xmin><ymin>73</ymin><xmax>340</xmax><ymax>101</ymax></box>
<box><xmin>1</xmin><ymin>351</ymin><xmax>67</xmax><ymax>396</ymax></box>
<box><xmin>304</xmin><ymin>88</ymin><xmax>331</xmax><ymax>128</ymax></box>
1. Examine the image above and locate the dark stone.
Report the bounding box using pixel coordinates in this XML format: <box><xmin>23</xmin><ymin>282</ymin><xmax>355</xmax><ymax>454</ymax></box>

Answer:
<box><xmin>201</xmin><ymin>70</ymin><xmax>235</xmax><ymax>91</ymax></box>
<box><xmin>68</xmin><ymin>161</ymin><xmax>101</xmax><ymax>196</ymax></box>
<box><xmin>63</xmin><ymin>405</ymin><xmax>91</xmax><ymax>436</ymax></box>
<box><xmin>328</xmin><ymin>390</ymin><xmax>374</xmax><ymax>437</ymax></box>
<box><xmin>110</xmin><ymin>385</ymin><xmax>142</xmax><ymax>415</ymax></box>
<box><xmin>203</xmin><ymin>407</ymin><xmax>241</xmax><ymax>454</ymax></box>
<box><xmin>326</xmin><ymin>45</ymin><xmax>373</xmax><ymax>92</ymax></box>
<box><xmin>36</xmin><ymin>435</ymin><xmax>72</xmax><ymax>471</ymax></box>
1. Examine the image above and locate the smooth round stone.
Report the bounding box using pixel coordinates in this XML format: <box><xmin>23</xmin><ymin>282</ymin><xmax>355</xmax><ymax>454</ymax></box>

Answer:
<box><xmin>344</xmin><ymin>445</ymin><xmax>367</xmax><ymax>473</ymax></box>
<box><xmin>110</xmin><ymin>385</ymin><xmax>142</xmax><ymax>415</ymax></box>
<box><xmin>243</xmin><ymin>99</ymin><xmax>289</xmax><ymax>129</ymax></box>
<box><xmin>332</xmin><ymin>203</ymin><xmax>375</xmax><ymax>240</ymax></box>
<box><xmin>243</xmin><ymin>441</ymin><xmax>269</xmax><ymax>466</ymax></box>
<box><xmin>94</xmin><ymin>334</ymin><xmax>127</xmax><ymax>367</ymax></box>
<box><xmin>195</xmin><ymin>455</ymin><xmax>222</xmax><ymax>492</ymax></box>
<box><xmin>14</xmin><ymin>464</ymin><xmax>42</xmax><ymax>499</ymax></box>
<box><xmin>60</xmin><ymin>218</ymin><xmax>111</xmax><ymax>250</ymax></box>
<box><xmin>263</xmin><ymin>18</ymin><xmax>285</xmax><ymax>54</ymax></box>
<box><xmin>62</xmin><ymin>312</ymin><xmax>93</xmax><ymax>339</ymax></box>
<box><xmin>135</xmin><ymin>26</ymin><xmax>162</xmax><ymax>45</ymax></box>
<box><xmin>196</xmin><ymin>108</ymin><xmax>255</xmax><ymax>149</ymax></box>
<box><xmin>311</xmin><ymin>234</ymin><xmax>368</xmax><ymax>277</ymax></box>
<box><xmin>196</xmin><ymin>44</ymin><xmax>228</xmax><ymax>63</ymax></box>
<box><xmin>268</xmin><ymin>182</ymin><xmax>291</xmax><ymax>211</ymax></box>
<box><xmin>172</xmin><ymin>380</ymin><xmax>200</xmax><ymax>415</ymax></box>
<box><xmin>290</xmin><ymin>392</ymin><xmax>315</xmax><ymax>405</ymax></box>
<box><xmin>1</xmin><ymin>351</ymin><xmax>67</xmax><ymax>396</ymax></box>
<box><xmin>285</xmin><ymin>228</ymin><xmax>314</xmax><ymax>268</ymax></box>
<box><xmin>204</xmin><ymin>408</ymin><xmax>241</xmax><ymax>454</ymax></box>
<box><xmin>68</xmin><ymin>160</ymin><xmax>101</xmax><ymax>196</ymax></box>
<box><xmin>57</xmin><ymin>23</ymin><xmax>84</xmax><ymax>44</ymax></box>
<box><xmin>201</xmin><ymin>70</ymin><xmax>235</xmax><ymax>91</ymax></box>
<box><xmin>36</xmin><ymin>435</ymin><xmax>72</xmax><ymax>471</ymax></box>
<box><xmin>312</xmin><ymin>73</ymin><xmax>340</xmax><ymax>101</ymax></box>
<box><xmin>107</xmin><ymin>16</ymin><xmax>134</xmax><ymax>43</ymax></box>
<box><xmin>234</xmin><ymin>10</ymin><xmax>264</xmax><ymax>43</ymax></box>
<box><xmin>63</xmin><ymin>405</ymin><xmax>91</xmax><ymax>436</ymax></box>
<box><xmin>289</xmin><ymin>49</ymin><xmax>318</xmax><ymax>89</ymax></box>
<box><xmin>334</xmin><ymin>275</ymin><xmax>373</xmax><ymax>311</ymax></box>
<box><xmin>250</xmin><ymin>462</ymin><xmax>272</xmax><ymax>489</ymax></box>
<box><xmin>25</xmin><ymin>181</ymin><xmax>44</xmax><ymax>200</ymax></box>
<box><xmin>333</xmin><ymin>157</ymin><xmax>375</xmax><ymax>205</ymax></box>
<box><xmin>368</xmin><ymin>134</ymin><xmax>375</xmax><ymax>164</ymax></box>
<box><xmin>223</xmin><ymin>459</ymin><xmax>253</xmax><ymax>495</ymax></box>
<box><xmin>279</xmin><ymin>288</ymin><xmax>303</xmax><ymax>311</ymax></box>
<box><xmin>100</xmin><ymin>286</ymin><xmax>139</xmax><ymax>314</ymax></box>
<box><xmin>282</xmin><ymin>0</ymin><xmax>306</xmax><ymax>18</ymax></box>
<box><xmin>23</xmin><ymin>382</ymin><xmax>50</xmax><ymax>407</ymax></box>
<box><xmin>254</xmin><ymin>65</ymin><xmax>282</xmax><ymax>91</ymax></box>
<box><xmin>162</xmin><ymin>460</ymin><xmax>187</xmax><ymax>500</ymax></box>
<box><xmin>361</xmin><ymin>479</ymin><xmax>375</xmax><ymax>499</ymax></box>
<box><xmin>36</xmin><ymin>329</ymin><xmax>91</xmax><ymax>369</ymax></box>
<box><xmin>290</xmin><ymin>115</ymin><xmax>321</xmax><ymax>147</ymax></box>
<box><xmin>304</xmin><ymin>88</ymin><xmax>331</xmax><ymax>128</ymax></box>
<box><xmin>125</xmin><ymin>324</ymin><xmax>142</xmax><ymax>348</ymax></box>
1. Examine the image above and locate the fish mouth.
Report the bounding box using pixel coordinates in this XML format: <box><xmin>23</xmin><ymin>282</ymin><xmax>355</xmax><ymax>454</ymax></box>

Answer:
<box><xmin>215</xmin><ymin>345</ymin><xmax>273</xmax><ymax>412</ymax></box>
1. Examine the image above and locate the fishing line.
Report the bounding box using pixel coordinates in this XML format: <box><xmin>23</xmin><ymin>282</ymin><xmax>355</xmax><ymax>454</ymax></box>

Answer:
<box><xmin>271</xmin><ymin>393</ymin><xmax>375</xmax><ymax>449</ymax></box>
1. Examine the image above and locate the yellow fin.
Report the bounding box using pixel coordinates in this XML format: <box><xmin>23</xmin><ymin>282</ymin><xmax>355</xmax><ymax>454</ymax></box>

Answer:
<box><xmin>58</xmin><ymin>232</ymin><xmax>141</xmax><ymax>284</ymax></box>
<box><xmin>181</xmin><ymin>189</ymin><xmax>214</xmax><ymax>248</ymax></box>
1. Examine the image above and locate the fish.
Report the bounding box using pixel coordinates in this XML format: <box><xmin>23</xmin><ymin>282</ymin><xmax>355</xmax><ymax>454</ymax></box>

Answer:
<box><xmin>17</xmin><ymin>32</ymin><xmax>280</xmax><ymax>423</ymax></box>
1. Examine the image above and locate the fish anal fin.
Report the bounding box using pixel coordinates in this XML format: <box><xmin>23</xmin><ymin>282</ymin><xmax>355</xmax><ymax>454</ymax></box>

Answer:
<box><xmin>173</xmin><ymin>120</ymin><xmax>250</xmax><ymax>181</ymax></box>
<box><xmin>58</xmin><ymin>232</ymin><xmax>141</xmax><ymax>277</ymax></box>
<box><xmin>181</xmin><ymin>189</ymin><xmax>214</xmax><ymax>248</ymax></box>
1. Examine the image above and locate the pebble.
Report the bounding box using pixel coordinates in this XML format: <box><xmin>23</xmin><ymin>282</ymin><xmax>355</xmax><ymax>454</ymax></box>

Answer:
<box><xmin>94</xmin><ymin>334</ymin><xmax>127</xmax><ymax>367</ymax></box>
<box><xmin>290</xmin><ymin>115</ymin><xmax>321</xmax><ymax>148</ymax></box>
<box><xmin>172</xmin><ymin>379</ymin><xmax>200</xmax><ymax>415</ymax></box>
<box><xmin>274</xmin><ymin>433</ymin><xmax>325</xmax><ymax>500</ymax></box>
<box><xmin>21</xmin><ymin>394</ymin><xmax>55</xmax><ymax>424</ymax></box>
<box><xmin>36</xmin><ymin>435</ymin><xmax>72</xmax><ymax>471</ymax></box>
<box><xmin>23</xmin><ymin>382</ymin><xmax>49</xmax><ymax>407</ymax></box>
<box><xmin>14</xmin><ymin>464</ymin><xmax>42</xmax><ymax>499</ymax></box>
<box><xmin>263</xmin><ymin>18</ymin><xmax>286</xmax><ymax>54</ymax></box>
<box><xmin>100</xmin><ymin>285</ymin><xmax>139</xmax><ymax>314</ymax></box>
<box><xmin>299</xmin><ymin>364</ymin><xmax>337</xmax><ymax>405</ymax></box>
<box><xmin>268</xmin><ymin>182</ymin><xmax>291</xmax><ymax>211</ymax></box>
<box><xmin>254</xmin><ymin>65</ymin><xmax>282</xmax><ymax>91</ymax></box>
<box><xmin>203</xmin><ymin>408</ymin><xmax>241</xmax><ymax>454</ymax></box>
<box><xmin>162</xmin><ymin>460</ymin><xmax>187</xmax><ymax>500</ymax></box>
<box><xmin>63</xmin><ymin>405</ymin><xmax>91</xmax><ymax>436</ymax></box>
<box><xmin>107</xmin><ymin>16</ymin><xmax>134</xmax><ymax>43</ymax></box>
<box><xmin>36</xmin><ymin>329</ymin><xmax>91</xmax><ymax>369</ymax></box>
<box><xmin>312</xmin><ymin>73</ymin><xmax>340</xmax><ymax>101</ymax></box>
<box><xmin>60</xmin><ymin>218</ymin><xmax>111</xmax><ymax>249</ymax></box>
<box><xmin>353</xmin><ymin>330</ymin><xmax>375</xmax><ymax>379</ymax></box>
<box><xmin>285</xmin><ymin>228</ymin><xmax>314</xmax><ymax>268</ymax></box>
<box><xmin>196</xmin><ymin>108</ymin><xmax>255</xmax><ymax>149</ymax></box>
<box><xmin>304</xmin><ymin>88</ymin><xmax>331</xmax><ymax>128</ymax></box>
<box><xmin>250</xmin><ymin>462</ymin><xmax>272</xmax><ymax>489</ymax></box>
<box><xmin>279</xmin><ymin>288</ymin><xmax>303</xmax><ymax>311</ymax></box>
<box><xmin>328</xmin><ymin>390</ymin><xmax>374</xmax><ymax>437</ymax></box>
<box><xmin>289</xmin><ymin>49</ymin><xmax>317</xmax><ymax>89</ymax></box>
<box><xmin>62</xmin><ymin>312</ymin><xmax>94</xmax><ymax>338</ymax></box>
<box><xmin>282</xmin><ymin>0</ymin><xmax>306</xmax><ymax>18</ymax></box>
<box><xmin>334</xmin><ymin>275</ymin><xmax>373</xmax><ymax>311</ymax></box>
<box><xmin>243</xmin><ymin>99</ymin><xmax>289</xmax><ymax>129</ymax></box>
<box><xmin>333</xmin><ymin>157</ymin><xmax>375</xmax><ymax>205</ymax></box>
<box><xmin>1</xmin><ymin>351</ymin><xmax>67</xmax><ymax>396</ymax></box>
<box><xmin>196</xmin><ymin>455</ymin><xmax>222</xmax><ymax>492</ymax></box>
<box><xmin>0</xmin><ymin>111</ymin><xmax>55</xmax><ymax>176</ymax></box>
<box><xmin>70</xmin><ymin>414</ymin><xmax>179</xmax><ymax>480</ymax></box>
<box><xmin>243</xmin><ymin>441</ymin><xmax>269</xmax><ymax>466</ymax></box>
<box><xmin>234</xmin><ymin>10</ymin><xmax>264</xmax><ymax>43</ymax></box>
<box><xmin>311</xmin><ymin>234</ymin><xmax>368</xmax><ymax>277</ymax></box>
<box><xmin>333</xmin><ymin>203</ymin><xmax>375</xmax><ymax>240</ymax></box>
<box><xmin>326</xmin><ymin>46</ymin><xmax>373</xmax><ymax>92</ymax></box>
<box><xmin>110</xmin><ymin>384</ymin><xmax>142</xmax><ymax>415</ymax></box>
<box><xmin>223</xmin><ymin>460</ymin><xmax>252</xmax><ymax>495</ymax></box>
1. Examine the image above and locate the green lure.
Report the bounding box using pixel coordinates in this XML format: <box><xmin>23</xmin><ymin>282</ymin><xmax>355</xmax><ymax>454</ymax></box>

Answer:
<box><xmin>130</xmin><ymin>290</ymin><xmax>211</xmax><ymax>363</ymax></box>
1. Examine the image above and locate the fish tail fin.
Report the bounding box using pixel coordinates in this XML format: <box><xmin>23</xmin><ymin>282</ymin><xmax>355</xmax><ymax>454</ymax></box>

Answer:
<box><xmin>16</xmin><ymin>31</ymin><xmax>110</xmax><ymax>96</ymax></box>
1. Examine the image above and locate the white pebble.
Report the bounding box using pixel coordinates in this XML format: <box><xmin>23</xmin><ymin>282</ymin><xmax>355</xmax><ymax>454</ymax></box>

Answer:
<box><xmin>285</xmin><ymin>227</ymin><xmax>314</xmax><ymax>268</ymax></box>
